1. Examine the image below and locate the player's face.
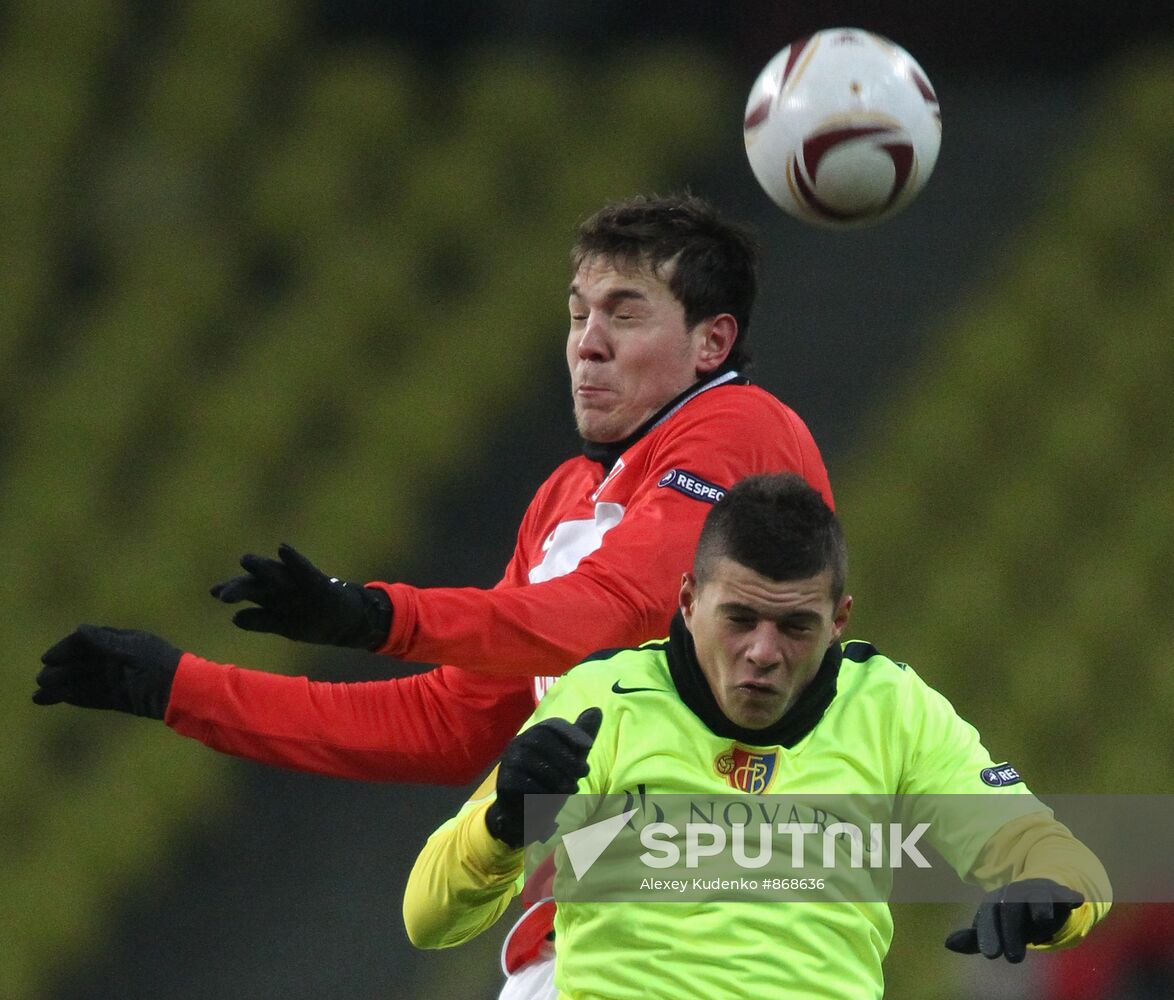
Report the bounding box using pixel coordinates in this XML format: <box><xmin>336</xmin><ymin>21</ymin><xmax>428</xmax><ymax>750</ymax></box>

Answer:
<box><xmin>567</xmin><ymin>257</ymin><xmax>725</xmax><ymax>443</ymax></box>
<box><xmin>680</xmin><ymin>558</ymin><xmax>851</xmax><ymax>731</ymax></box>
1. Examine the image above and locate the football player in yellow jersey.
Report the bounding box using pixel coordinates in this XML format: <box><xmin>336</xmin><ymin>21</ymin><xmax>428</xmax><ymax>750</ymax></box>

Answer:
<box><xmin>404</xmin><ymin>473</ymin><xmax>1110</xmax><ymax>1000</ymax></box>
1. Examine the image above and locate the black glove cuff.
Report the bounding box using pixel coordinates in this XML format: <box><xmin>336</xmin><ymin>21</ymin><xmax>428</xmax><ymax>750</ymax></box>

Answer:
<box><xmin>484</xmin><ymin>799</ymin><xmax>524</xmax><ymax>851</ymax></box>
<box><xmin>358</xmin><ymin>585</ymin><xmax>393</xmax><ymax>651</ymax></box>
<box><xmin>127</xmin><ymin>644</ymin><xmax>182</xmax><ymax>720</ymax></box>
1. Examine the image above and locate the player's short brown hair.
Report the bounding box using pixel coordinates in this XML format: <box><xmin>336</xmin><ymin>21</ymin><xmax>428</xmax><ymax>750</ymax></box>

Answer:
<box><xmin>694</xmin><ymin>473</ymin><xmax>846</xmax><ymax>601</ymax></box>
<box><xmin>571</xmin><ymin>193</ymin><xmax>759</xmax><ymax>372</ymax></box>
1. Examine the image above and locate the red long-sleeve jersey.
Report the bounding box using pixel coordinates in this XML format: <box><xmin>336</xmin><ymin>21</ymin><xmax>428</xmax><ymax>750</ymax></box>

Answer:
<box><xmin>165</xmin><ymin>378</ymin><xmax>832</xmax><ymax>784</ymax></box>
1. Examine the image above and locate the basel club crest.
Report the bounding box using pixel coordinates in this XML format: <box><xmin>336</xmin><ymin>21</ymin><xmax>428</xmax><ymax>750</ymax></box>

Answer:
<box><xmin>714</xmin><ymin>745</ymin><xmax>779</xmax><ymax>794</ymax></box>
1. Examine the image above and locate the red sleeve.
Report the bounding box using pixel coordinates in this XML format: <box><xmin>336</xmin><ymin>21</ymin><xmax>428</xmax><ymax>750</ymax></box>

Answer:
<box><xmin>372</xmin><ymin>391</ymin><xmax>831</xmax><ymax>677</ymax></box>
<box><xmin>164</xmin><ymin>475</ymin><xmax>557</xmax><ymax>783</ymax></box>
<box><xmin>165</xmin><ymin>656</ymin><xmax>535</xmax><ymax>785</ymax></box>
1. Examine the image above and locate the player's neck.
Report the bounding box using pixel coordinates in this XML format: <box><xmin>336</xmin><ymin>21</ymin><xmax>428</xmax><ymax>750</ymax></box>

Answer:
<box><xmin>580</xmin><ymin>370</ymin><xmax>747</xmax><ymax>471</ymax></box>
<box><xmin>666</xmin><ymin>611</ymin><xmax>841</xmax><ymax>746</ymax></box>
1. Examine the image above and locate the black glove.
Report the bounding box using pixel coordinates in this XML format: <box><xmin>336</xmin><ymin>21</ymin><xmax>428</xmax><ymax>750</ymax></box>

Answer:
<box><xmin>34</xmin><ymin>625</ymin><xmax>182</xmax><ymax>720</ymax></box>
<box><xmin>210</xmin><ymin>543</ymin><xmax>392</xmax><ymax>649</ymax></box>
<box><xmin>945</xmin><ymin>878</ymin><xmax>1084</xmax><ymax>963</ymax></box>
<box><xmin>485</xmin><ymin>708</ymin><xmax>603</xmax><ymax>851</ymax></box>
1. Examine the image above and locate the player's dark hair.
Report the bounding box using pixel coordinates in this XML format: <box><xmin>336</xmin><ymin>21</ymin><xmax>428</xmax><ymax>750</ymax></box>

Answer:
<box><xmin>694</xmin><ymin>474</ymin><xmax>846</xmax><ymax>601</ymax></box>
<box><xmin>571</xmin><ymin>193</ymin><xmax>759</xmax><ymax>372</ymax></box>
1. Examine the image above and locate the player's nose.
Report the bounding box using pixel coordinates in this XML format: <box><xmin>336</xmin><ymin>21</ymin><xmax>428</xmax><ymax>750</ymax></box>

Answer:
<box><xmin>575</xmin><ymin>314</ymin><xmax>611</xmax><ymax>361</ymax></box>
<box><xmin>744</xmin><ymin>623</ymin><xmax>784</xmax><ymax>668</ymax></box>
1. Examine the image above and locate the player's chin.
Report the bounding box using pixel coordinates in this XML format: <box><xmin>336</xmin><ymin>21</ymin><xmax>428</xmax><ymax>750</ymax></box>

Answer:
<box><xmin>574</xmin><ymin>410</ymin><xmax>626</xmax><ymax>443</ymax></box>
<box><xmin>725</xmin><ymin>689</ymin><xmax>788</xmax><ymax>730</ymax></box>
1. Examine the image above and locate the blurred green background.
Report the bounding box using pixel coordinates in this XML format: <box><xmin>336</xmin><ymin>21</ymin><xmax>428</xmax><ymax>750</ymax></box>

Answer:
<box><xmin>2</xmin><ymin>2</ymin><xmax>1171</xmax><ymax>998</ymax></box>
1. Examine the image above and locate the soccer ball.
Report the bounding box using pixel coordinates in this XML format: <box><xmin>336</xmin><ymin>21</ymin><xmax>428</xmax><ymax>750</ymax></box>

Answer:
<box><xmin>743</xmin><ymin>28</ymin><xmax>941</xmax><ymax>228</ymax></box>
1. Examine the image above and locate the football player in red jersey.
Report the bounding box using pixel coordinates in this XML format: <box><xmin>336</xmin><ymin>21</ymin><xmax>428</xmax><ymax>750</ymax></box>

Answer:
<box><xmin>36</xmin><ymin>193</ymin><xmax>833</xmax><ymax>999</ymax></box>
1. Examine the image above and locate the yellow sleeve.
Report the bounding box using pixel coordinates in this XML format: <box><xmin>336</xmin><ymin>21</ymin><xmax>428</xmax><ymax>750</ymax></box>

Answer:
<box><xmin>402</xmin><ymin>767</ymin><xmax>525</xmax><ymax>950</ymax></box>
<box><xmin>969</xmin><ymin>810</ymin><xmax>1112</xmax><ymax>950</ymax></box>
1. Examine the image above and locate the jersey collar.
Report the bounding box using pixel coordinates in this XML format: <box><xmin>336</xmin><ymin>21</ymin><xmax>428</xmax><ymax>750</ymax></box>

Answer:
<box><xmin>666</xmin><ymin>611</ymin><xmax>842</xmax><ymax>748</ymax></box>
<box><xmin>580</xmin><ymin>369</ymin><xmax>748</xmax><ymax>471</ymax></box>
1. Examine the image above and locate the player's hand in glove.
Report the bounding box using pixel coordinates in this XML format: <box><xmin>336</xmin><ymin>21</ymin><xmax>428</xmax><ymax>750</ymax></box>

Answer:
<box><xmin>485</xmin><ymin>708</ymin><xmax>603</xmax><ymax>850</ymax></box>
<box><xmin>210</xmin><ymin>543</ymin><xmax>392</xmax><ymax>649</ymax></box>
<box><xmin>945</xmin><ymin>877</ymin><xmax>1084</xmax><ymax>963</ymax></box>
<box><xmin>34</xmin><ymin>625</ymin><xmax>182</xmax><ymax>720</ymax></box>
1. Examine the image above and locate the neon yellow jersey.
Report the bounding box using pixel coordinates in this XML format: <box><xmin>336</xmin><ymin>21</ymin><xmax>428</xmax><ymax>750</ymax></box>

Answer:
<box><xmin>404</xmin><ymin>622</ymin><xmax>1108</xmax><ymax>997</ymax></box>
<box><xmin>522</xmin><ymin>634</ymin><xmax>1039</xmax><ymax>1000</ymax></box>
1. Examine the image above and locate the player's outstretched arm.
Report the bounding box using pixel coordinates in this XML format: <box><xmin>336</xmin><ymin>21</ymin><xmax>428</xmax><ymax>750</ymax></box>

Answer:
<box><xmin>945</xmin><ymin>808</ymin><xmax>1111</xmax><ymax>962</ymax></box>
<box><xmin>945</xmin><ymin>878</ymin><xmax>1084</xmax><ymax>963</ymax></box>
<box><xmin>210</xmin><ymin>543</ymin><xmax>392</xmax><ymax>649</ymax></box>
<box><xmin>36</xmin><ymin>625</ymin><xmax>538</xmax><ymax>785</ymax></box>
<box><xmin>34</xmin><ymin>625</ymin><xmax>181</xmax><ymax>719</ymax></box>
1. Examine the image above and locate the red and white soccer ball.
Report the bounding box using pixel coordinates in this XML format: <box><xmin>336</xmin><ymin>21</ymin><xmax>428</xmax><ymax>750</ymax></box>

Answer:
<box><xmin>743</xmin><ymin>28</ymin><xmax>942</xmax><ymax>228</ymax></box>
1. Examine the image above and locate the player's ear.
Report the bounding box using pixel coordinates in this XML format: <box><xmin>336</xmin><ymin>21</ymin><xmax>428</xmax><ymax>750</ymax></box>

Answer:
<box><xmin>679</xmin><ymin>572</ymin><xmax>698</xmax><ymax>626</ymax></box>
<box><xmin>693</xmin><ymin>314</ymin><xmax>737</xmax><ymax>374</ymax></box>
<box><xmin>830</xmin><ymin>595</ymin><xmax>853</xmax><ymax>641</ymax></box>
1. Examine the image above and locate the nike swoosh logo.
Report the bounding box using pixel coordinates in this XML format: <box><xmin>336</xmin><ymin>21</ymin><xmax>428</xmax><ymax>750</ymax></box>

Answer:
<box><xmin>611</xmin><ymin>681</ymin><xmax>667</xmax><ymax>695</ymax></box>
